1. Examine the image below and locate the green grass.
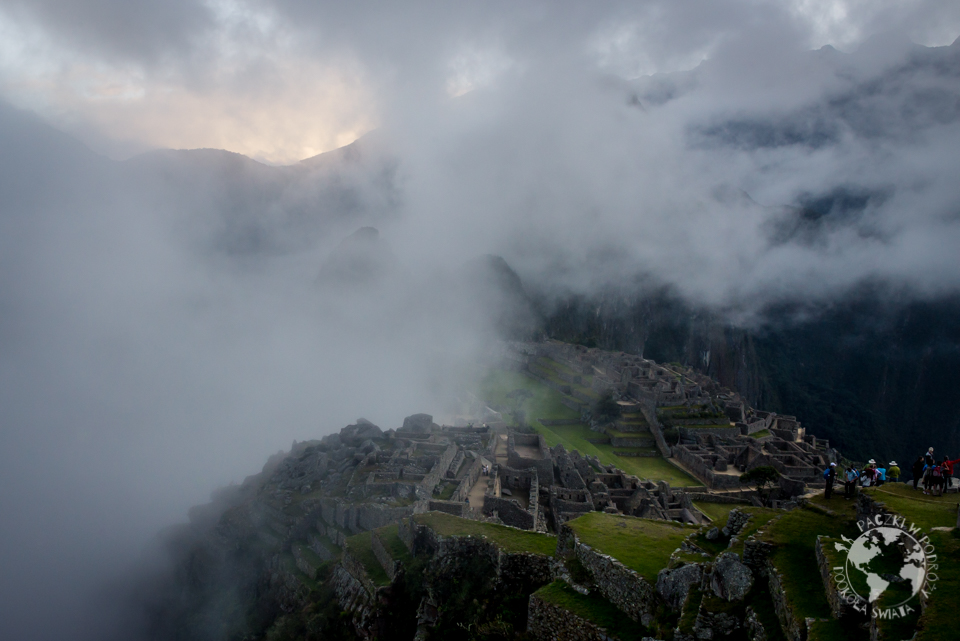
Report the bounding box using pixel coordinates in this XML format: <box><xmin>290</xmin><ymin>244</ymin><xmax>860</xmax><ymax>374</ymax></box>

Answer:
<box><xmin>677</xmin><ymin>585</ymin><xmax>703</xmax><ymax>633</ymax></box>
<box><xmin>694</xmin><ymin>502</ymin><xmax>739</xmax><ymax>523</ymax></box>
<box><xmin>566</xmin><ymin>512</ymin><xmax>690</xmax><ymax>583</ymax></box>
<box><xmin>481</xmin><ymin>369</ymin><xmax>580</xmax><ymax>421</ymax></box>
<box><xmin>481</xmin><ymin>369</ymin><xmax>701</xmax><ymax>486</ymax></box>
<box><xmin>915</xmin><ymin>530</ymin><xmax>960</xmax><ymax>641</ymax></box>
<box><xmin>413</xmin><ymin>512</ymin><xmax>557</xmax><ymax>556</ymax></box>
<box><xmin>760</xmin><ymin>508</ymin><xmax>860</xmax><ymax>626</ymax></box>
<box><xmin>727</xmin><ymin>508</ymin><xmax>780</xmax><ymax>557</ymax></box>
<box><xmin>535</xmin><ymin>581</ymin><xmax>649</xmax><ymax>641</ymax></box>
<box><xmin>864</xmin><ymin>484</ymin><xmax>959</xmax><ymax>530</ymax></box>
<box><xmin>344</xmin><ymin>531</ymin><xmax>391</xmax><ymax>586</ymax></box>
<box><xmin>752</xmin><ymin>429</ymin><xmax>772</xmax><ymax>439</ymax></box>
<box><xmin>434</xmin><ymin>482</ymin><xmax>457</xmax><ymax>501</ymax></box>
<box><xmin>279</xmin><ymin>552</ymin><xmax>321</xmax><ymax>591</ymax></box>
<box><xmin>374</xmin><ymin>523</ymin><xmax>413</xmax><ymax>565</ymax></box>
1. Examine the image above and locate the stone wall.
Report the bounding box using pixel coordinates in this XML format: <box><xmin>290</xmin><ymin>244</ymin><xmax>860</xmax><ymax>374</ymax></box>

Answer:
<box><xmin>638</xmin><ymin>399</ymin><xmax>673</xmax><ymax>457</ymax></box>
<box><xmin>451</xmin><ymin>457</ymin><xmax>483</xmax><ymax>503</ymax></box>
<box><xmin>527</xmin><ymin>593</ymin><xmax>618</xmax><ymax>641</ymax></box>
<box><xmin>815</xmin><ymin>536</ymin><xmax>855</xmax><ymax>620</ymax></box>
<box><xmin>371</xmin><ymin>530</ymin><xmax>403</xmax><ymax>583</ymax></box>
<box><xmin>341</xmin><ymin>546</ymin><xmax>377</xmax><ymax>597</ymax></box>
<box><xmin>402</xmin><ymin>514</ymin><xmax>554</xmax><ymax>587</ymax></box>
<box><xmin>557</xmin><ymin>524</ymin><xmax>660</xmax><ymax>626</ymax></box>
<box><xmin>678</xmin><ymin>426</ymin><xmax>741</xmax><ymax>440</ymax></box>
<box><xmin>539</xmin><ymin>418</ymin><xmax>582</xmax><ymax>426</ymax></box>
<box><xmin>483</xmin><ymin>495</ymin><xmax>535</xmax><ymax>529</ymax></box>
<box><xmin>766</xmin><ymin>560</ymin><xmax>804</xmax><ymax>641</ymax></box>
<box><xmin>508</xmin><ymin>432</ymin><xmax>554</xmax><ymax>480</ymax></box>
<box><xmin>419</xmin><ymin>444</ymin><xmax>458</xmax><ymax>499</ymax></box>
<box><xmin>673</xmin><ymin>446</ymin><xmax>742</xmax><ymax>490</ymax></box>
<box><xmin>576</xmin><ymin>542</ymin><xmax>659</xmax><ymax>625</ymax></box>
<box><xmin>332</xmin><ymin>564</ymin><xmax>378</xmax><ymax>641</ymax></box>
<box><xmin>427</xmin><ymin>500</ymin><xmax>466</xmax><ymax>517</ymax></box>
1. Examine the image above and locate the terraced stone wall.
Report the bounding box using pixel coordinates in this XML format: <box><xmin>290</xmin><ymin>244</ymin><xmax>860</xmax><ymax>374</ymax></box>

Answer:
<box><xmin>557</xmin><ymin>525</ymin><xmax>659</xmax><ymax>626</ymax></box>
<box><xmin>370</xmin><ymin>530</ymin><xmax>403</xmax><ymax>582</ymax></box>
<box><xmin>527</xmin><ymin>593</ymin><xmax>616</xmax><ymax>641</ymax></box>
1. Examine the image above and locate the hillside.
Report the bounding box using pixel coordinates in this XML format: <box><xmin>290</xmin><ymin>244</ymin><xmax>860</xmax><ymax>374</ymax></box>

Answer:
<box><xmin>133</xmin><ymin>340</ymin><xmax>958</xmax><ymax>640</ymax></box>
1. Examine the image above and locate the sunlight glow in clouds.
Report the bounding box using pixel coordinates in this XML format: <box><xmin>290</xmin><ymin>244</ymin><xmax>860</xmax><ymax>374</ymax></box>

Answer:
<box><xmin>0</xmin><ymin>1</ymin><xmax>378</xmax><ymax>163</ymax></box>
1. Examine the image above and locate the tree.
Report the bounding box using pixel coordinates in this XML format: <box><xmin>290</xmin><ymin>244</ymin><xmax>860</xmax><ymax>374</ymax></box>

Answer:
<box><xmin>739</xmin><ymin>466</ymin><xmax>780</xmax><ymax>503</ymax></box>
<box><xmin>592</xmin><ymin>391</ymin><xmax>621</xmax><ymax>424</ymax></box>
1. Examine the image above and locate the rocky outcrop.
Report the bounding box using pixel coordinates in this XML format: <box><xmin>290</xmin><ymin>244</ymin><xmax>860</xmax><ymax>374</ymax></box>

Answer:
<box><xmin>657</xmin><ymin>563</ymin><xmax>703</xmax><ymax>611</ymax></box>
<box><xmin>711</xmin><ymin>552</ymin><xmax>753</xmax><ymax>601</ymax></box>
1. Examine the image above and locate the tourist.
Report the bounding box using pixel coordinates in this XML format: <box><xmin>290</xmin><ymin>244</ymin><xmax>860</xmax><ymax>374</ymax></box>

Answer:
<box><xmin>912</xmin><ymin>456</ymin><xmax>925</xmax><ymax>490</ymax></box>
<box><xmin>861</xmin><ymin>463</ymin><xmax>875</xmax><ymax>488</ymax></box>
<box><xmin>942</xmin><ymin>456</ymin><xmax>960</xmax><ymax>490</ymax></box>
<box><xmin>887</xmin><ymin>461</ymin><xmax>900</xmax><ymax>483</ymax></box>
<box><xmin>876</xmin><ymin>464</ymin><xmax>886</xmax><ymax>487</ymax></box>
<box><xmin>925</xmin><ymin>447</ymin><xmax>935</xmax><ymax>467</ymax></box>
<box><xmin>844</xmin><ymin>466</ymin><xmax>859</xmax><ymax>499</ymax></box>
<box><xmin>824</xmin><ymin>462</ymin><xmax>837</xmax><ymax>499</ymax></box>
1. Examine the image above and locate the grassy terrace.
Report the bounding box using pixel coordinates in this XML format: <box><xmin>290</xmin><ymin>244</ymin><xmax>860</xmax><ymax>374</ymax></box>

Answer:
<box><xmin>344</xmin><ymin>531</ymin><xmax>391</xmax><ymax>586</ymax></box>
<box><xmin>412</xmin><ymin>512</ymin><xmax>557</xmax><ymax>556</ymax></box>
<box><xmin>759</xmin><ymin>508</ymin><xmax>866</xmax><ymax>641</ymax></box>
<box><xmin>726</xmin><ymin>508</ymin><xmax>780</xmax><ymax>557</ymax></box>
<box><xmin>481</xmin><ymin>369</ymin><xmax>701</xmax><ymax>486</ymax></box>
<box><xmin>864</xmin><ymin>484</ymin><xmax>958</xmax><ymax>530</ymax></box>
<box><xmin>693</xmin><ymin>501</ymin><xmax>739</xmax><ymax>523</ymax></box>
<box><xmin>916</xmin><ymin>530</ymin><xmax>960</xmax><ymax>641</ymax></box>
<box><xmin>566</xmin><ymin>512</ymin><xmax>690</xmax><ymax>583</ymax></box>
<box><xmin>535</xmin><ymin>581</ymin><xmax>648</xmax><ymax>641</ymax></box>
<box><xmin>374</xmin><ymin>523</ymin><xmax>413</xmax><ymax>565</ymax></box>
<box><xmin>279</xmin><ymin>552</ymin><xmax>321</xmax><ymax>591</ymax></box>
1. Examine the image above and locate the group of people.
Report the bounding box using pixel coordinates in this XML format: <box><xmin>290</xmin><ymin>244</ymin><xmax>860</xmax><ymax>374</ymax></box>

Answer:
<box><xmin>823</xmin><ymin>459</ymin><xmax>900</xmax><ymax>499</ymax></box>
<box><xmin>822</xmin><ymin>447</ymin><xmax>960</xmax><ymax>499</ymax></box>
<box><xmin>910</xmin><ymin>448</ymin><xmax>960</xmax><ymax>496</ymax></box>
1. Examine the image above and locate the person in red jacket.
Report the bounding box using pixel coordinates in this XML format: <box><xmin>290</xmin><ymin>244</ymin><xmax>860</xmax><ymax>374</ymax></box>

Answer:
<box><xmin>943</xmin><ymin>456</ymin><xmax>960</xmax><ymax>490</ymax></box>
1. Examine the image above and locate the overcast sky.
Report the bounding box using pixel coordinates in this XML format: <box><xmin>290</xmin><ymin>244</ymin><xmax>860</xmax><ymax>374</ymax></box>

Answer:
<box><xmin>1</xmin><ymin>2</ymin><xmax>959</xmax><ymax>640</ymax></box>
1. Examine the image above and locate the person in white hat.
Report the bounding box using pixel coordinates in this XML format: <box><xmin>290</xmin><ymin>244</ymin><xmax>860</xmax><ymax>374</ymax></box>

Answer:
<box><xmin>887</xmin><ymin>461</ymin><xmax>900</xmax><ymax>483</ymax></box>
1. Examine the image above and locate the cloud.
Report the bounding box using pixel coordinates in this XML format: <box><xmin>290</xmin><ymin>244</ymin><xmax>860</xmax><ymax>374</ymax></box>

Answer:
<box><xmin>1</xmin><ymin>3</ymin><xmax>960</xmax><ymax>639</ymax></box>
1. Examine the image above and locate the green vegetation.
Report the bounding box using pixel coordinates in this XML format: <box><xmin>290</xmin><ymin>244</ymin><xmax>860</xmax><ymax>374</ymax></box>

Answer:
<box><xmin>343</xmin><ymin>531</ymin><xmax>391</xmax><ymax>586</ymax></box>
<box><xmin>864</xmin><ymin>484</ymin><xmax>958</xmax><ymax>530</ymax></box>
<box><xmin>375</xmin><ymin>523</ymin><xmax>413</xmax><ymax>565</ymax></box>
<box><xmin>412</xmin><ymin>512</ymin><xmax>557</xmax><ymax>556</ymax></box>
<box><xmin>727</xmin><ymin>508</ymin><xmax>779</xmax><ymax>557</ymax></box>
<box><xmin>482</xmin><ymin>368</ymin><xmax>701</xmax><ymax>486</ymax></box>
<box><xmin>481</xmin><ymin>369</ymin><xmax>579</xmax><ymax>423</ymax></box>
<box><xmin>677</xmin><ymin>585</ymin><xmax>703</xmax><ymax>633</ymax></box>
<box><xmin>592</xmin><ymin>391</ymin><xmax>621</xmax><ymax>423</ymax></box>
<box><xmin>915</xmin><ymin>530</ymin><xmax>960</xmax><ymax>641</ymax></box>
<box><xmin>566</xmin><ymin>512</ymin><xmax>690</xmax><ymax>582</ymax></box>
<box><xmin>535</xmin><ymin>581</ymin><xmax>649</xmax><ymax>641</ymax></box>
<box><xmin>739</xmin><ymin>466</ymin><xmax>781</xmax><ymax>500</ymax></box>
<box><xmin>760</xmin><ymin>508</ymin><xmax>859</xmax><ymax>630</ymax></box>
<box><xmin>433</xmin><ymin>482</ymin><xmax>457</xmax><ymax>501</ymax></box>
<box><xmin>751</xmin><ymin>429</ymin><xmax>772</xmax><ymax>439</ymax></box>
<box><xmin>694</xmin><ymin>501</ymin><xmax>739</xmax><ymax>523</ymax></box>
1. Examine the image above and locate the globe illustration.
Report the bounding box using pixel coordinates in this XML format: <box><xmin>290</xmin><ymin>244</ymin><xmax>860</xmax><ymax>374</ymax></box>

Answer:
<box><xmin>842</xmin><ymin>527</ymin><xmax>926</xmax><ymax>606</ymax></box>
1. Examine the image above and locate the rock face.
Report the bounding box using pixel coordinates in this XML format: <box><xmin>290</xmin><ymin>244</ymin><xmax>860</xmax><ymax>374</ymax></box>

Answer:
<box><xmin>402</xmin><ymin>413</ymin><xmax>435</xmax><ymax>433</ymax></box>
<box><xmin>657</xmin><ymin>563</ymin><xmax>703</xmax><ymax>611</ymax></box>
<box><xmin>711</xmin><ymin>552</ymin><xmax>753</xmax><ymax>601</ymax></box>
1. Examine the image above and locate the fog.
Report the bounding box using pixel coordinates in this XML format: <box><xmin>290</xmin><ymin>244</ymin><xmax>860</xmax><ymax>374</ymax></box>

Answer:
<box><xmin>1</xmin><ymin>1</ymin><xmax>960</xmax><ymax>639</ymax></box>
